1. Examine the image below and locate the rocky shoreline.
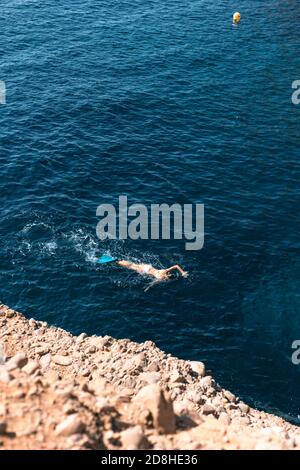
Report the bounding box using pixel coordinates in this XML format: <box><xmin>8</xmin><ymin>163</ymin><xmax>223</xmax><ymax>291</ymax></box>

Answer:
<box><xmin>0</xmin><ymin>303</ymin><xmax>299</xmax><ymax>450</ymax></box>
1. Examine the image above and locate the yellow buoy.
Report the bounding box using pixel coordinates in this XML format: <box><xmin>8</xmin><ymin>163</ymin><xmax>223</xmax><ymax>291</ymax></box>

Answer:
<box><xmin>233</xmin><ymin>12</ymin><xmax>241</xmax><ymax>23</ymax></box>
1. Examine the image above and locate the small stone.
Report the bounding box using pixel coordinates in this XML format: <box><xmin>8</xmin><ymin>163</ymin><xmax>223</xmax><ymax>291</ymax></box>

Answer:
<box><xmin>95</xmin><ymin>337</ymin><xmax>110</xmax><ymax>350</ymax></box>
<box><xmin>54</xmin><ymin>383</ymin><xmax>74</xmax><ymax>399</ymax></box>
<box><xmin>186</xmin><ymin>391</ymin><xmax>203</xmax><ymax>404</ymax></box>
<box><xmin>168</xmin><ymin>381</ymin><xmax>185</xmax><ymax>390</ymax></box>
<box><xmin>103</xmin><ymin>430</ymin><xmax>115</xmax><ymax>447</ymax></box>
<box><xmin>86</xmin><ymin>345</ymin><xmax>96</xmax><ymax>354</ymax></box>
<box><xmin>170</xmin><ymin>388</ymin><xmax>181</xmax><ymax>400</ymax></box>
<box><xmin>0</xmin><ymin>331</ymin><xmax>10</xmax><ymax>338</ymax></box>
<box><xmin>120</xmin><ymin>425</ymin><xmax>145</xmax><ymax>450</ymax></box>
<box><xmin>34</xmin><ymin>329</ymin><xmax>43</xmax><ymax>336</ymax></box>
<box><xmin>81</xmin><ymin>368</ymin><xmax>90</xmax><ymax>377</ymax></box>
<box><xmin>218</xmin><ymin>412</ymin><xmax>231</xmax><ymax>425</ymax></box>
<box><xmin>55</xmin><ymin>414</ymin><xmax>85</xmax><ymax>437</ymax></box>
<box><xmin>206</xmin><ymin>387</ymin><xmax>216</xmax><ymax>397</ymax></box>
<box><xmin>169</xmin><ymin>371</ymin><xmax>185</xmax><ymax>384</ymax></box>
<box><xmin>238</xmin><ymin>403</ymin><xmax>250</xmax><ymax>414</ymax></box>
<box><xmin>16</xmin><ymin>410</ymin><xmax>42</xmax><ymax>437</ymax></box>
<box><xmin>53</xmin><ymin>355</ymin><xmax>72</xmax><ymax>366</ymax></box>
<box><xmin>118</xmin><ymin>387</ymin><xmax>135</xmax><ymax>398</ymax></box>
<box><xmin>202</xmin><ymin>403</ymin><xmax>216</xmax><ymax>415</ymax></box>
<box><xmin>23</xmin><ymin>360</ymin><xmax>40</xmax><ymax>375</ymax></box>
<box><xmin>0</xmin><ymin>422</ymin><xmax>7</xmax><ymax>435</ymax></box>
<box><xmin>6</xmin><ymin>352</ymin><xmax>28</xmax><ymax>370</ymax></box>
<box><xmin>143</xmin><ymin>340</ymin><xmax>156</xmax><ymax>349</ymax></box>
<box><xmin>0</xmin><ymin>366</ymin><xmax>11</xmax><ymax>383</ymax></box>
<box><xmin>40</xmin><ymin>353</ymin><xmax>51</xmax><ymax>370</ymax></box>
<box><xmin>173</xmin><ymin>399</ymin><xmax>191</xmax><ymax>415</ymax></box>
<box><xmin>239</xmin><ymin>416</ymin><xmax>250</xmax><ymax>425</ymax></box>
<box><xmin>123</xmin><ymin>376</ymin><xmax>136</xmax><ymax>389</ymax></box>
<box><xmin>124</xmin><ymin>353</ymin><xmax>146</xmax><ymax>373</ymax></box>
<box><xmin>139</xmin><ymin>372</ymin><xmax>161</xmax><ymax>385</ymax></box>
<box><xmin>44</xmin><ymin>369</ymin><xmax>58</xmax><ymax>382</ymax></box>
<box><xmin>200</xmin><ymin>376</ymin><xmax>213</xmax><ymax>389</ymax></box>
<box><xmin>35</xmin><ymin>346</ymin><xmax>50</xmax><ymax>356</ymax></box>
<box><xmin>189</xmin><ymin>361</ymin><xmax>206</xmax><ymax>377</ymax></box>
<box><xmin>63</xmin><ymin>403</ymin><xmax>76</xmax><ymax>415</ymax></box>
<box><xmin>0</xmin><ymin>403</ymin><xmax>6</xmax><ymax>415</ymax></box>
<box><xmin>5</xmin><ymin>309</ymin><xmax>15</xmax><ymax>318</ymax></box>
<box><xmin>29</xmin><ymin>318</ymin><xmax>37</xmax><ymax>328</ymax></box>
<box><xmin>76</xmin><ymin>333</ymin><xmax>87</xmax><ymax>343</ymax></box>
<box><xmin>224</xmin><ymin>390</ymin><xmax>236</xmax><ymax>403</ymax></box>
<box><xmin>147</xmin><ymin>361</ymin><xmax>160</xmax><ymax>372</ymax></box>
<box><xmin>11</xmin><ymin>390</ymin><xmax>25</xmax><ymax>399</ymax></box>
<box><xmin>0</xmin><ymin>343</ymin><xmax>6</xmax><ymax>365</ymax></box>
<box><xmin>134</xmin><ymin>384</ymin><xmax>176</xmax><ymax>434</ymax></box>
<box><xmin>94</xmin><ymin>397</ymin><xmax>109</xmax><ymax>412</ymax></box>
<box><xmin>226</xmin><ymin>402</ymin><xmax>238</xmax><ymax>411</ymax></box>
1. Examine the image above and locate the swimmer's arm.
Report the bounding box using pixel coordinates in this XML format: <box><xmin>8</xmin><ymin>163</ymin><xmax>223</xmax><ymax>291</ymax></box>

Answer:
<box><xmin>165</xmin><ymin>265</ymin><xmax>188</xmax><ymax>277</ymax></box>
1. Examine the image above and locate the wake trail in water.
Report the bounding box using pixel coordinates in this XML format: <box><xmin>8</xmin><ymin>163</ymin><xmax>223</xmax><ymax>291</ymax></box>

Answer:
<box><xmin>13</xmin><ymin>218</ymin><xmax>169</xmax><ymax>285</ymax></box>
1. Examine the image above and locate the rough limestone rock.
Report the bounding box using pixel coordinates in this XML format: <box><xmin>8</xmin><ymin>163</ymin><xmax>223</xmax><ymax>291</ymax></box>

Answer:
<box><xmin>133</xmin><ymin>384</ymin><xmax>176</xmax><ymax>434</ymax></box>
<box><xmin>53</xmin><ymin>355</ymin><xmax>72</xmax><ymax>366</ymax></box>
<box><xmin>189</xmin><ymin>361</ymin><xmax>206</xmax><ymax>377</ymax></box>
<box><xmin>202</xmin><ymin>403</ymin><xmax>216</xmax><ymax>416</ymax></box>
<box><xmin>120</xmin><ymin>425</ymin><xmax>146</xmax><ymax>450</ymax></box>
<box><xmin>55</xmin><ymin>414</ymin><xmax>85</xmax><ymax>437</ymax></box>
<box><xmin>39</xmin><ymin>353</ymin><xmax>51</xmax><ymax>370</ymax></box>
<box><xmin>0</xmin><ymin>366</ymin><xmax>11</xmax><ymax>383</ymax></box>
<box><xmin>224</xmin><ymin>390</ymin><xmax>236</xmax><ymax>403</ymax></box>
<box><xmin>23</xmin><ymin>360</ymin><xmax>40</xmax><ymax>375</ymax></box>
<box><xmin>6</xmin><ymin>352</ymin><xmax>28</xmax><ymax>370</ymax></box>
<box><xmin>0</xmin><ymin>303</ymin><xmax>299</xmax><ymax>450</ymax></box>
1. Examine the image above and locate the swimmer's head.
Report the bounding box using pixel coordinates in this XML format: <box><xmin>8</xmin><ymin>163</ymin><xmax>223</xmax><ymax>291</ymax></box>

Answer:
<box><xmin>233</xmin><ymin>12</ymin><xmax>241</xmax><ymax>23</ymax></box>
<box><xmin>166</xmin><ymin>271</ymin><xmax>180</xmax><ymax>280</ymax></box>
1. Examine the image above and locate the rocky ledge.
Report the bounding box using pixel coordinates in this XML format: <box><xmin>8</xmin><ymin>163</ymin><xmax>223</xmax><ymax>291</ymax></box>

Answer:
<box><xmin>0</xmin><ymin>303</ymin><xmax>299</xmax><ymax>450</ymax></box>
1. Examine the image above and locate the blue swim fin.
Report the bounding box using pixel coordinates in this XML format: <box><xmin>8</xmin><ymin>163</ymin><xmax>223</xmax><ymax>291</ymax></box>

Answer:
<box><xmin>97</xmin><ymin>254</ymin><xmax>117</xmax><ymax>264</ymax></box>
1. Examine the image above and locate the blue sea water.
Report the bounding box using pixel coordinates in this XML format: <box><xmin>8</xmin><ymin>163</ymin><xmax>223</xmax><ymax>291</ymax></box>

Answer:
<box><xmin>0</xmin><ymin>0</ymin><xmax>300</xmax><ymax>421</ymax></box>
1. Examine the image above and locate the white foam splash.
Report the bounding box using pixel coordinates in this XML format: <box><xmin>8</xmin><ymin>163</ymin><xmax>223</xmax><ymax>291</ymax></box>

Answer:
<box><xmin>40</xmin><ymin>241</ymin><xmax>58</xmax><ymax>255</ymax></box>
<box><xmin>66</xmin><ymin>229</ymin><xmax>99</xmax><ymax>263</ymax></box>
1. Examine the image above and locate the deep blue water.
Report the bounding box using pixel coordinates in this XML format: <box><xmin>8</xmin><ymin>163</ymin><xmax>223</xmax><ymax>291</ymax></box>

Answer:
<box><xmin>1</xmin><ymin>0</ymin><xmax>300</xmax><ymax>421</ymax></box>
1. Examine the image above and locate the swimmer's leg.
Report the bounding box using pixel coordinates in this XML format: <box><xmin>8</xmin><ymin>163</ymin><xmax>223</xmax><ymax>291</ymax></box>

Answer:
<box><xmin>144</xmin><ymin>279</ymin><xmax>162</xmax><ymax>293</ymax></box>
<box><xmin>117</xmin><ymin>261</ymin><xmax>148</xmax><ymax>275</ymax></box>
<box><xmin>117</xmin><ymin>260</ymin><xmax>134</xmax><ymax>268</ymax></box>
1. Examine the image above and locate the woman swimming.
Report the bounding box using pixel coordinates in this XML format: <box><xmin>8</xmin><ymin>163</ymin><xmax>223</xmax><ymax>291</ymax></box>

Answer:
<box><xmin>116</xmin><ymin>260</ymin><xmax>188</xmax><ymax>291</ymax></box>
